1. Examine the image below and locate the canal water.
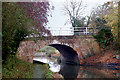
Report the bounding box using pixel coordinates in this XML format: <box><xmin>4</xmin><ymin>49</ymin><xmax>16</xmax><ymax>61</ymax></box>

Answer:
<box><xmin>33</xmin><ymin>56</ymin><xmax>120</xmax><ymax>79</ymax></box>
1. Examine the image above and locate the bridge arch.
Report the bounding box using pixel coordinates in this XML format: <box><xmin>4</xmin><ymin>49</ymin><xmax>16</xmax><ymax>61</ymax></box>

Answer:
<box><xmin>48</xmin><ymin>44</ymin><xmax>80</xmax><ymax>64</ymax></box>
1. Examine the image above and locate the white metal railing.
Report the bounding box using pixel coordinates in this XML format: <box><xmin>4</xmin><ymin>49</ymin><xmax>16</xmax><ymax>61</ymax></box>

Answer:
<box><xmin>73</xmin><ymin>27</ymin><xmax>94</xmax><ymax>35</ymax></box>
<box><xmin>46</xmin><ymin>27</ymin><xmax>94</xmax><ymax>36</ymax></box>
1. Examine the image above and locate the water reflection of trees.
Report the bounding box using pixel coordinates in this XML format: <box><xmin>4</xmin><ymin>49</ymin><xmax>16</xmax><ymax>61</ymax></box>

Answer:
<box><xmin>59</xmin><ymin>63</ymin><xmax>120</xmax><ymax>79</ymax></box>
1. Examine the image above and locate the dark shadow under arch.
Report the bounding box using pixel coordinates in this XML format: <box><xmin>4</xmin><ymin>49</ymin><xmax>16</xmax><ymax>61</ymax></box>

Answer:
<box><xmin>49</xmin><ymin>44</ymin><xmax>79</xmax><ymax>64</ymax></box>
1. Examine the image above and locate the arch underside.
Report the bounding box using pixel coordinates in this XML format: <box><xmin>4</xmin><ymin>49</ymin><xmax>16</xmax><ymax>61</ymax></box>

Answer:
<box><xmin>49</xmin><ymin>44</ymin><xmax>80</xmax><ymax>64</ymax></box>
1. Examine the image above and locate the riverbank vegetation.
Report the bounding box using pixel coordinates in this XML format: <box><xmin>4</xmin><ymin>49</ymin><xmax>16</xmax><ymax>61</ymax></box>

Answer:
<box><xmin>37</xmin><ymin>46</ymin><xmax>60</xmax><ymax>56</ymax></box>
<box><xmin>80</xmin><ymin>1</ymin><xmax>120</xmax><ymax>65</ymax></box>
<box><xmin>92</xmin><ymin>1</ymin><xmax>120</xmax><ymax>56</ymax></box>
<box><xmin>91</xmin><ymin>1</ymin><xmax>120</xmax><ymax>51</ymax></box>
<box><xmin>2</xmin><ymin>55</ymin><xmax>33</xmax><ymax>78</ymax></box>
<box><xmin>2</xmin><ymin>2</ymin><xmax>53</xmax><ymax>78</ymax></box>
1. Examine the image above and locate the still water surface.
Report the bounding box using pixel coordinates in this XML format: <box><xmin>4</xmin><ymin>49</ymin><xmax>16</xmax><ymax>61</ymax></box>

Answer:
<box><xmin>33</xmin><ymin>56</ymin><xmax>120</xmax><ymax>78</ymax></box>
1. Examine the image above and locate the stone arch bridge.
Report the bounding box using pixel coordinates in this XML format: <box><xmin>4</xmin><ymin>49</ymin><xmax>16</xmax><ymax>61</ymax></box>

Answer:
<box><xmin>17</xmin><ymin>36</ymin><xmax>100</xmax><ymax>63</ymax></box>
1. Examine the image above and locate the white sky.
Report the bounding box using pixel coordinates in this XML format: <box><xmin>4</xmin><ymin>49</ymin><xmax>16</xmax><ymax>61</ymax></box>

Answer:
<box><xmin>46</xmin><ymin>0</ymin><xmax>111</xmax><ymax>36</ymax></box>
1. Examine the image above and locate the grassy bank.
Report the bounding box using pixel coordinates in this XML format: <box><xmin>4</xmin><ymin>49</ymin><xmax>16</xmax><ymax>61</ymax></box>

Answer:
<box><xmin>2</xmin><ymin>55</ymin><xmax>33</xmax><ymax>78</ymax></box>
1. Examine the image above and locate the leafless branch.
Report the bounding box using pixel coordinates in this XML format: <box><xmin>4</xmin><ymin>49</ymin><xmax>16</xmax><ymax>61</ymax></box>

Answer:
<box><xmin>63</xmin><ymin>0</ymin><xmax>86</xmax><ymax>25</ymax></box>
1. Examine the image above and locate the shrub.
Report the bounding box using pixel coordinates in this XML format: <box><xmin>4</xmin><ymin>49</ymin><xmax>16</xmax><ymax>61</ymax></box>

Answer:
<box><xmin>2</xmin><ymin>3</ymin><xmax>30</xmax><ymax>61</ymax></box>
<box><xmin>93</xmin><ymin>28</ymin><xmax>114</xmax><ymax>49</ymax></box>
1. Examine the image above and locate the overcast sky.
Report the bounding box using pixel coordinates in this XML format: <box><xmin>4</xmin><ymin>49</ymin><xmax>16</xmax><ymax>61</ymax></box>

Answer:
<box><xmin>46</xmin><ymin>0</ymin><xmax>111</xmax><ymax>36</ymax></box>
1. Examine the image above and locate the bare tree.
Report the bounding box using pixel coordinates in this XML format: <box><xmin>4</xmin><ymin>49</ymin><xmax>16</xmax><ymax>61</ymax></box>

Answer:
<box><xmin>89</xmin><ymin>2</ymin><xmax>112</xmax><ymax>29</ymax></box>
<box><xmin>63</xmin><ymin>0</ymin><xmax>86</xmax><ymax>27</ymax></box>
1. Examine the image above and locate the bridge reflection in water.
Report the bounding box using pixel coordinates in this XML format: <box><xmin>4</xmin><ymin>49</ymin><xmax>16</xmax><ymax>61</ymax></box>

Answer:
<box><xmin>33</xmin><ymin>56</ymin><xmax>120</xmax><ymax>79</ymax></box>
